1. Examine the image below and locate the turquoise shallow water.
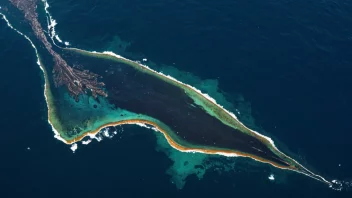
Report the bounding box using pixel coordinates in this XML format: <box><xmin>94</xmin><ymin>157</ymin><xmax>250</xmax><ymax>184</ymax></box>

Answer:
<box><xmin>0</xmin><ymin>0</ymin><xmax>351</xmax><ymax>196</ymax></box>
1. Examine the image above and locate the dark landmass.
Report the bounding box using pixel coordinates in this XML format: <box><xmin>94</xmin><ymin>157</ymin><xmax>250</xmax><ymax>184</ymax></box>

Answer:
<box><xmin>65</xmin><ymin>51</ymin><xmax>290</xmax><ymax>167</ymax></box>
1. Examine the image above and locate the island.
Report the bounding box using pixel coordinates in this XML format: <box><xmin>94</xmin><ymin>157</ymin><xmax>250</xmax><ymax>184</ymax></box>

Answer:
<box><xmin>0</xmin><ymin>0</ymin><xmax>342</xmax><ymax>190</ymax></box>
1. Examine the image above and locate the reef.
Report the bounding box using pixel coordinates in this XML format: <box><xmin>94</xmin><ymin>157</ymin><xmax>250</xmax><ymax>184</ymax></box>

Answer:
<box><xmin>1</xmin><ymin>0</ymin><xmax>346</xmax><ymax>191</ymax></box>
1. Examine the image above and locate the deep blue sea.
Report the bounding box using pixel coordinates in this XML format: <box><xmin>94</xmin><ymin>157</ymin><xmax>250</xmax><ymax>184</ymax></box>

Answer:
<box><xmin>0</xmin><ymin>0</ymin><xmax>351</xmax><ymax>197</ymax></box>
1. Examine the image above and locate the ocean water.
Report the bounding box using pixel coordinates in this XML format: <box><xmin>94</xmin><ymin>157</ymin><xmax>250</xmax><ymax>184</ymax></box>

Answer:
<box><xmin>0</xmin><ymin>0</ymin><xmax>351</xmax><ymax>197</ymax></box>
